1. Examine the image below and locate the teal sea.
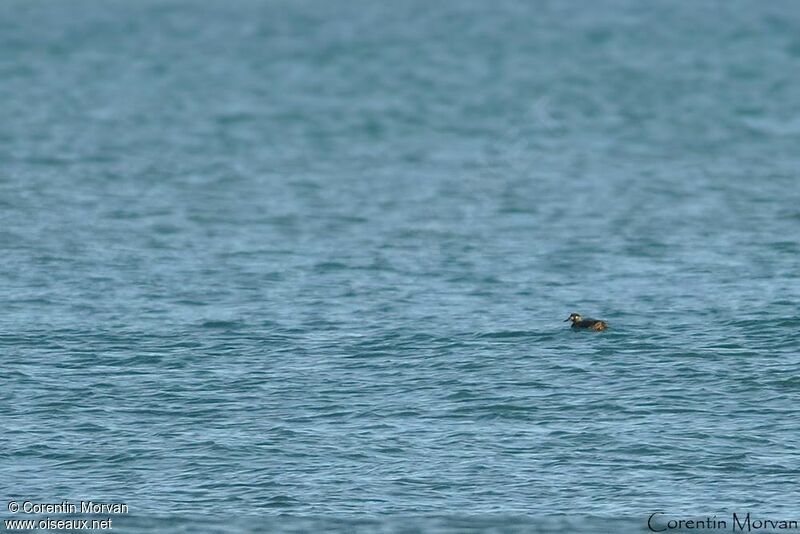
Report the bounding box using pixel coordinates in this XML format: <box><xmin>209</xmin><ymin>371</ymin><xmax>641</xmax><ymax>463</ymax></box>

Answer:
<box><xmin>3</xmin><ymin>1</ymin><xmax>800</xmax><ymax>532</ymax></box>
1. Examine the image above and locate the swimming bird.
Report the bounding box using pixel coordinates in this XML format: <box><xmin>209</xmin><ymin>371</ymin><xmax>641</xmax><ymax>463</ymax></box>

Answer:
<box><xmin>565</xmin><ymin>313</ymin><xmax>608</xmax><ymax>331</ymax></box>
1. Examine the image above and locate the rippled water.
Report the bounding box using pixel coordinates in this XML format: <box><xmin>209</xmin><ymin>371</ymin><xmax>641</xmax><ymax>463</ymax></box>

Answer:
<box><xmin>2</xmin><ymin>0</ymin><xmax>800</xmax><ymax>532</ymax></box>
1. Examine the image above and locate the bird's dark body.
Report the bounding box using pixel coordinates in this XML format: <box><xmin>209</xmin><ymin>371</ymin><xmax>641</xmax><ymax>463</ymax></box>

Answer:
<box><xmin>565</xmin><ymin>313</ymin><xmax>608</xmax><ymax>331</ymax></box>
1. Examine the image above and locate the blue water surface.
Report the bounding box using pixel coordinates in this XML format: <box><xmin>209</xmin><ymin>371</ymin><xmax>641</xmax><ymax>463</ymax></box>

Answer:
<box><xmin>2</xmin><ymin>0</ymin><xmax>800</xmax><ymax>532</ymax></box>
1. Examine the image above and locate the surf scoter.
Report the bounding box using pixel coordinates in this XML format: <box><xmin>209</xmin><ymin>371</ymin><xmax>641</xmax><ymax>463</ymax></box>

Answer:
<box><xmin>565</xmin><ymin>313</ymin><xmax>608</xmax><ymax>331</ymax></box>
